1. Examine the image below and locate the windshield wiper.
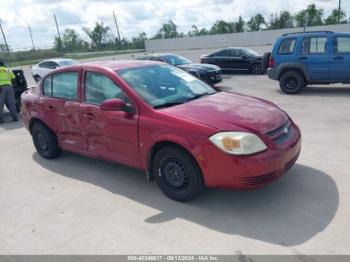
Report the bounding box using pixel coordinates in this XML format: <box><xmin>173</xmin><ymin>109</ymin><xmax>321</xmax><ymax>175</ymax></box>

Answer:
<box><xmin>183</xmin><ymin>92</ymin><xmax>211</xmax><ymax>102</ymax></box>
<box><xmin>153</xmin><ymin>100</ymin><xmax>185</xmax><ymax>109</ymax></box>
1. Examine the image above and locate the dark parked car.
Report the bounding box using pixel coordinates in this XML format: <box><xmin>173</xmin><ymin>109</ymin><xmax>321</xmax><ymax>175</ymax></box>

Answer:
<box><xmin>138</xmin><ymin>53</ymin><xmax>222</xmax><ymax>85</ymax></box>
<box><xmin>21</xmin><ymin>60</ymin><xmax>301</xmax><ymax>202</ymax></box>
<box><xmin>264</xmin><ymin>31</ymin><xmax>350</xmax><ymax>94</ymax></box>
<box><xmin>201</xmin><ymin>47</ymin><xmax>263</xmax><ymax>74</ymax></box>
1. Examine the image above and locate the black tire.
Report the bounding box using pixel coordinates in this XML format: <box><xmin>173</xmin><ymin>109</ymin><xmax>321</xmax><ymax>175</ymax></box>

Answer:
<box><xmin>279</xmin><ymin>71</ymin><xmax>305</xmax><ymax>94</ymax></box>
<box><xmin>262</xmin><ymin>52</ymin><xmax>271</xmax><ymax>74</ymax></box>
<box><xmin>34</xmin><ymin>75</ymin><xmax>41</xmax><ymax>83</ymax></box>
<box><xmin>32</xmin><ymin>122</ymin><xmax>61</xmax><ymax>159</ymax></box>
<box><xmin>251</xmin><ymin>63</ymin><xmax>263</xmax><ymax>75</ymax></box>
<box><xmin>152</xmin><ymin>145</ymin><xmax>205</xmax><ymax>202</ymax></box>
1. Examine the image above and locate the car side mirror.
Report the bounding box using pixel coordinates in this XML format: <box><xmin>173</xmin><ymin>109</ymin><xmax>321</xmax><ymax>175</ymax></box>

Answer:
<box><xmin>100</xmin><ymin>98</ymin><xmax>134</xmax><ymax>114</ymax></box>
<box><xmin>241</xmin><ymin>55</ymin><xmax>247</xmax><ymax>59</ymax></box>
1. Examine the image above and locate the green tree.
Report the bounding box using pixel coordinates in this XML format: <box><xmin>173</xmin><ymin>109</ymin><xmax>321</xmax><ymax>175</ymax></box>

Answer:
<box><xmin>234</xmin><ymin>16</ymin><xmax>245</xmax><ymax>32</ymax></box>
<box><xmin>83</xmin><ymin>22</ymin><xmax>111</xmax><ymax>50</ymax></box>
<box><xmin>188</xmin><ymin>25</ymin><xmax>209</xmax><ymax>36</ymax></box>
<box><xmin>247</xmin><ymin>14</ymin><xmax>266</xmax><ymax>31</ymax></box>
<box><xmin>154</xmin><ymin>20</ymin><xmax>179</xmax><ymax>39</ymax></box>
<box><xmin>131</xmin><ymin>32</ymin><xmax>147</xmax><ymax>49</ymax></box>
<box><xmin>269</xmin><ymin>11</ymin><xmax>294</xmax><ymax>29</ymax></box>
<box><xmin>295</xmin><ymin>4</ymin><xmax>323</xmax><ymax>27</ymax></box>
<box><xmin>61</xmin><ymin>29</ymin><xmax>86</xmax><ymax>52</ymax></box>
<box><xmin>324</xmin><ymin>9</ymin><xmax>347</xmax><ymax>24</ymax></box>
<box><xmin>53</xmin><ymin>37</ymin><xmax>64</xmax><ymax>52</ymax></box>
<box><xmin>210</xmin><ymin>20</ymin><xmax>233</xmax><ymax>34</ymax></box>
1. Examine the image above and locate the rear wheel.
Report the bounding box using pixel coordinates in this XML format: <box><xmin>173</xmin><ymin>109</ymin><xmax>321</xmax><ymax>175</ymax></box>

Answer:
<box><xmin>34</xmin><ymin>75</ymin><xmax>41</xmax><ymax>83</ymax></box>
<box><xmin>32</xmin><ymin>122</ymin><xmax>61</xmax><ymax>159</ymax></box>
<box><xmin>251</xmin><ymin>63</ymin><xmax>263</xmax><ymax>75</ymax></box>
<box><xmin>152</xmin><ymin>145</ymin><xmax>205</xmax><ymax>202</ymax></box>
<box><xmin>279</xmin><ymin>71</ymin><xmax>305</xmax><ymax>94</ymax></box>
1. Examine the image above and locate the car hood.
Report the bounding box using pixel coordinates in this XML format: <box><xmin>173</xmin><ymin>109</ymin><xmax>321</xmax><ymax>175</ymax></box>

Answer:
<box><xmin>161</xmin><ymin>92</ymin><xmax>288</xmax><ymax>134</ymax></box>
<box><xmin>177</xmin><ymin>63</ymin><xmax>220</xmax><ymax>71</ymax></box>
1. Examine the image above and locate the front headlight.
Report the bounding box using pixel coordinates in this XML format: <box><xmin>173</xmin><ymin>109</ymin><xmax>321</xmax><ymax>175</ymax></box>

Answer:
<box><xmin>209</xmin><ymin>132</ymin><xmax>267</xmax><ymax>155</ymax></box>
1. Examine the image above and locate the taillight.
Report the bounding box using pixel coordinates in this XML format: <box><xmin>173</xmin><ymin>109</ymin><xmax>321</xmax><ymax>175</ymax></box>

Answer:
<box><xmin>269</xmin><ymin>56</ymin><xmax>275</xmax><ymax>68</ymax></box>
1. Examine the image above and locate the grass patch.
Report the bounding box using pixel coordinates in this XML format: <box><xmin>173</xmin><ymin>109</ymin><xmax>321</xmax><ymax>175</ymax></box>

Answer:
<box><xmin>1</xmin><ymin>49</ymin><xmax>145</xmax><ymax>67</ymax></box>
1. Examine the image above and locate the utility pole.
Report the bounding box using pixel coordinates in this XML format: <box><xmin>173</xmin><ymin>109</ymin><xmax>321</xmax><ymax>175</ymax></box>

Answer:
<box><xmin>28</xmin><ymin>24</ymin><xmax>35</xmax><ymax>50</ymax></box>
<box><xmin>53</xmin><ymin>13</ymin><xmax>63</xmax><ymax>52</ymax></box>
<box><xmin>338</xmin><ymin>0</ymin><xmax>342</xmax><ymax>24</ymax></box>
<box><xmin>0</xmin><ymin>19</ymin><xmax>10</xmax><ymax>55</ymax></box>
<box><xmin>113</xmin><ymin>10</ymin><xmax>122</xmax><ymax>44</ymax></box>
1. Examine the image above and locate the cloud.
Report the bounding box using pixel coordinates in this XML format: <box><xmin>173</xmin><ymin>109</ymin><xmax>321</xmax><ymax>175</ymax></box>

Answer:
<box><xmin>0</xmin><ymin>0</ymin><xmax>349</xmax><ymax>50</ymax></box>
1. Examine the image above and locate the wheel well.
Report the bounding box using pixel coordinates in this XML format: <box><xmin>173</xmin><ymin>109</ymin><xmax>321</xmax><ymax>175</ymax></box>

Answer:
<box><xmin>29</xmin><ymin>118</ymin><xmax>51</xmax><ymax>135</ymax></box>
<box><xmin>278</xmin><ymin>68</ymin><xmax>306</xmax><ymax>81</ymax></box>
<box><xmin>147</xmin><ymin>141</ymin><xmax>200</xmax><ymax>181</ymax></box>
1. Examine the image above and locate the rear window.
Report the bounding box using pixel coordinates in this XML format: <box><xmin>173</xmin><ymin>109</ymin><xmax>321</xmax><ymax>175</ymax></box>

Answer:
<box><xmin>301</xmin><ymin>36</ymin><xmax>327</xmax><ymax>54</ymax></box>
<box><xmin>278</xmin><ymin>38</ymin><xmax>296</xmax><ymax>55</ymax></box>
<box><xmin>334</xmin><ymin>37</ymin><xmax>350</xmax><ymax>53</ymax></box>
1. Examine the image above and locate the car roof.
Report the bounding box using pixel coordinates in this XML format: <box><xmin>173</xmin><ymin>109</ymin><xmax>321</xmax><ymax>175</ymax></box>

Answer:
<box><xmin>144</xmin><ymin>53</ymin><xmax>180</xmax><ymax>57</ymax></box>
<box><xmin>279</xmin><ymin>31</ymin><xmax>347</xmax><ymax>38</ymax></box>
<box><xmin>39</xmin><ymin>58</ymin><xmax>76</xmax><ymax>64</ymax></box>
<box><xmin>54</xmin><ymin>60</ymin><xmax>162</xmax><ymax>72</ymax></box>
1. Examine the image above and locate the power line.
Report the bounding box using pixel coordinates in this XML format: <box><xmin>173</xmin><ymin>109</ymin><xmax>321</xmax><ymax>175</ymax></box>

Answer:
<box><xmin>54</xmin><ymin>13</ymin><xmax>63</xmax><ymax>52</ymax></box>
<box><xmin>28</xmin><ymin>24</ymin><xmax>35</xmax><ymax>50</ymax></box>
<box><xmin>113</xmin><ymin>10</ymin><xmax>121</xmax><ymax>43</ymax></box>
<box><xmin>0</xmin><ymin>19</ymin><xmax>11</xmax><ymax>55</ymax></box>
<box><xmin>338</xmin><ymin>0</ymin><xmax>342</xmax><ymax>24</ymax></box>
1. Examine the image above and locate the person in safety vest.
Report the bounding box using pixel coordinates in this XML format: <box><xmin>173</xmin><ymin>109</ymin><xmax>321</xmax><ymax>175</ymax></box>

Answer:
<box><xmin>0</xmin><ymin>61</ymin><xmax>18</xmax><ymax>123</ymax></box>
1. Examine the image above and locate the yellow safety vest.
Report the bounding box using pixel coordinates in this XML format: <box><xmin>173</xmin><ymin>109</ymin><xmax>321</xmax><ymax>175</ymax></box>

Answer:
<box><xmin>0</xmin><ymin>66</ymin><xmax>16</xmax><ymax>86</ymax></box>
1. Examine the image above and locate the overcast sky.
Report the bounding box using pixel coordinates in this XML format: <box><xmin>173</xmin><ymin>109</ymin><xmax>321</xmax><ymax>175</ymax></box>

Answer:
<box><xmin>0</xmin><ymin>0</ymin><xmax>348</xmax><ymax>50</ymax></box>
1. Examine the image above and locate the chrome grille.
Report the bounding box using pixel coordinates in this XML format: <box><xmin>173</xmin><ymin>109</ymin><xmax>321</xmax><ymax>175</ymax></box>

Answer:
<box><xmin>266</xmin><ymin>120</ymin><xmax>293</xmax><ymax>145</ymax></box>
<box><xmin>241</xmin><ymin>170</ymin><xmax>281</xmax><ymax>186</ymax></box>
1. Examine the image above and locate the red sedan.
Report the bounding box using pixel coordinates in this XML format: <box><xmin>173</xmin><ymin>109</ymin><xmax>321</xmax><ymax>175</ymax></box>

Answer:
<box><xmin>21</xmin><ymin>61</ymin><xmax>301</xmax><ymax>201</ymax></box>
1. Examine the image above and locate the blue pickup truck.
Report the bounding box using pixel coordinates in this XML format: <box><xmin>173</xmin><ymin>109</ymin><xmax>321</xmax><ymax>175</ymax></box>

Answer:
<box><xmin>265</xmin><ymin>31</ymin><xmax>350</xmax><ymax>94</ymax></box>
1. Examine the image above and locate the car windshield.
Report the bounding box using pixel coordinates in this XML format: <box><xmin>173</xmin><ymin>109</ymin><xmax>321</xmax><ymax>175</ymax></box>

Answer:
<box><xmin>161</xmin><ymin>55</ymin><xmax>192</xmax><ymax>66</ymax></box>
<box><xmin>243</xmin><ymin>48</ymin><xmax>260</xmax><ymax>56</ymax></box>
<box><xmin>118</xmin><ymin>64</ymin><xmax>216</xmax><ymax>108</ymax></box>
<box><xmin>59</xmin><ymin>60</ymin><xmax>78</xmax><ymax>66</ymax></box>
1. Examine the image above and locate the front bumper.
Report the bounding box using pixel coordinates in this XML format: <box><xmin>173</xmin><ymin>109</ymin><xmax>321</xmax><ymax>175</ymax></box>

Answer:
<box><xmin>196</xmin><ymin>124</ymin><xmax>301</xmax><ymax>189</ymax></box>
<box><xmin>267</xmin><ymin>68</ymin><xmax>278</xmax><ymax>80</ymax></box>
<box><xmin>202</xmin><ymin>70</ymin><xmax>222</xmax><ymax>85</ymax></box>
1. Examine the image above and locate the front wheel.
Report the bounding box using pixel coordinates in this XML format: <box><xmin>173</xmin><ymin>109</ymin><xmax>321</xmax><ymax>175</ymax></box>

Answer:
<box><xmin>279</xmin><ymin>71</ymin><xmax>305</xmax><ymax>94</ymax></box>
<box><xmin>32</xmin><ymin>122</ymin><xmax>61</xmax><ymax>159</ymax></box>
<box><xmin>152</xmin><ymin>146</ymin><xmax>205</xmax><ymax>202</ymax></box>
<box><xmin>251</xmin><ymin>63</ymin><xmax>263</xmax><ymax>75</ymax></box>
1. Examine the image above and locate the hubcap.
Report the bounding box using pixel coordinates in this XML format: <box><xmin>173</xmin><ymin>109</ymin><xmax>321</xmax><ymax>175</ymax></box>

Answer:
<box><xmin>161</xmin><ymin>158</ymin><xmax>189</xmax><ymax>190</ymax></box>
<box><xmin>37</xmin><ymin>132</ymin><xmax>49</xmax><ymax>150</ymax></box>
<box><xmin>253</xmin><ymin>64</ymin><xmax>261</xmax><ymax>74</ymax></box>
<box><xmin>285</xmin><ymin>77</ymin><xmax>298</xmax><ymax>89</ymax></box>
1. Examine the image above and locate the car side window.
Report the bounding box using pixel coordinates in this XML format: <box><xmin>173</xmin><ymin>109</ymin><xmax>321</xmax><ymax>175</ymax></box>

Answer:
<box><xmin>215</xmin><ymin>50</ymin><xmax>230</xmax><ymax>57</ymax></box>
<box><xmin>43</xmin><ymin>76</ymin><xmax>53</xmax><ymax>96</ymax></box>
<box><xmin>152</xmin><ymin>57</ymin><xmax>164</xmax><ymax>62</ymax></box>
<box><xmin>278</xmin><ymin>38</ymin><xmax>296</xmax><ymax>55</ymax></box>
<box><xmin>48</xmin><ymin>62</ymin><xmax>59</xmax><ymax>69</ymax></box>
<box><xmin>334</xmin><ymin>37</ymin><xmax>350</xmax><ymax>54</ymax></box>
<box><xmin>51</xmin><ymin>72</ymin><xmax>78</xmax><ymax>100</ymax></box>
<box><xmin>231</xmin><ymin>49</ymin><xmax>242</xmax><ymax>57</ymax></box>
<box><xmin>301</xmin><ymin>36</ymin><xmax>327</xmax><ymax>54</ymax></box>
<box><xmin>39</xmin><ymin>62</ymin><xmax>50</xmax><ymax>69</ymax></box>
<box><xmin>85</xmin><ymin>72</ymin><xmax>129</xmax><ymax>105</ymax></box>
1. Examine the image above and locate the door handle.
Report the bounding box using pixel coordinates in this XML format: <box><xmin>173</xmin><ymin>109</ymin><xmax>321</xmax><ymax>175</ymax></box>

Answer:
<box><xmin>84</xmin><ymin>112</ymin><xmax>95</xmax><ymax>120</ymax></box>
<box><xmin>333</xmin><ymin>56</ymin><xmax>344</xmax><ymax>60</ymax></box>
<box><xmin>48</xmin><ymin>105</ymin><xmax>56</xmax><ymax>110</ymax></box>
<box><xmin>299</xmin><ymin>57</ymin><xmax>307</xmax><ymax>60</ymax></box>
